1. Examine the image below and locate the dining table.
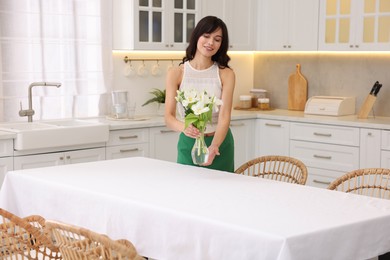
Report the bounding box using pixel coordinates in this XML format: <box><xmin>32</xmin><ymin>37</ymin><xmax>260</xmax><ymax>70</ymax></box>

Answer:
<box><xmin>1</xmin><ymin>156</ymin><xmax>390</xmax><ymax>260</ymax></box>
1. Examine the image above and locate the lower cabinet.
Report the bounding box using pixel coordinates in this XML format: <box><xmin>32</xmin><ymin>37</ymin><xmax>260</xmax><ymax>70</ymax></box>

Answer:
<box><xmin>0</xmin><ymin>139</ymin><xmax>14</xmax><ymax>186</ymax></box>
<box><xmin>106</xmin><ymin>128</ymin><xmax>149</xmax><ymax>160</ymax></box>
<box><xmin>149</xmin><ymin>127</ymin><xmax>179</xmax><ymax>163</ymax></box>
<box><xmin>289</xmin><ymin>123</ymin><xmax>360</xmax><ymax>188</ymax></box>
<box><xmin>0</xmin><ymin>157</ymin><xmax>13</xmax><ymax>187</ymax></box>
<box><xmin>14</xmin><ymin>148</ymin><xmax>106</xmax><ymax>170</ymax></box>
<box><xmin>255</xmin><ymin>119</ymin><xmax>290</xmax><ymax>157</ymax></box>
<box><xmin>360</xmin><ymin>128</ymin><xmax>381</xmax><ymax>168</ymax></box>
<box><xmin>382</xmin><ymin>130</ymin><xmax>390</xmax><ymax>168</ymax></box>
<box><xmin>230</xmin><ymin>119</ymin><xmax>255</xmax><ymax>168</ymax></box>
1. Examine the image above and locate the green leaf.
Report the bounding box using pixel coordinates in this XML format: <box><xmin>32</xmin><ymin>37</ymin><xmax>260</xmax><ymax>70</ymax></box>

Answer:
<box><xmin>184</xmin><ymin>113</ymin><xmax>199</xmax><ymax>129</ymax></box>
<box><xmin>142</xmin><ymin>88</ymin><xmax>166</xmax><ymax>106</ymax></box>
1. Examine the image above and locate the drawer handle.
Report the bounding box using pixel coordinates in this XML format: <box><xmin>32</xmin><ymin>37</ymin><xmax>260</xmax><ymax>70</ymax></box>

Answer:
<box><xmin>120</xmin><ymin>148</ymin><xmax>139</xmax><ymax>153</ymax></box>
<box><xmin>313</xmin><ymin>179</ymin><xmax>331</xmax><ymax>185</ymax></box>
<box><xmin>313</xmin><ymin>154</ymin><xmax>332</xmax><ymax>160</ymax></box>
<box><xmin>313</xmin><ymin>132</ymin><xmax>332</xmax><ymax>137</ymax></box>
<box><xmin>160</xmin><ymin>130</ymin><xmax>174</xmax><ymax>133</ymax></box>
<box><xmin>119</xmin><ymin>135</ymin><xmax>138</xmax><ymax>140</ymax></box>
<box><xmin>230</xmin><ymin>123</ymin><xmax>245</xmax><ymax>127</ymax></box>
<box><xmin>265</xmin><ymin>123</ymin><xmax>281</xmax><ymax>127</ymax></box>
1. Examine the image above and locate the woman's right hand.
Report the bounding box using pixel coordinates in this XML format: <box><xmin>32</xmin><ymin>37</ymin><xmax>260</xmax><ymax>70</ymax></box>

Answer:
<box><xmin>183</xmin><ymin>124</ymin><xmax>200</xmax><ymax>138</ymax></box>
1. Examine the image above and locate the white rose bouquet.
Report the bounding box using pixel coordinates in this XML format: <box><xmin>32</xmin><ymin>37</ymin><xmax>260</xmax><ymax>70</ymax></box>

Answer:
<box><xmin>175</xmin><ymin>89</ymin><xmax>223</xmax><ymax>165</ymax></box>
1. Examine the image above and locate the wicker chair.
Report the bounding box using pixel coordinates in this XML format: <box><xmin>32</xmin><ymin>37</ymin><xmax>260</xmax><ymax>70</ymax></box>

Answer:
<box><xmin>327</xmin><ymin>168</ymin><xmax>390</xmax><ymax>199</ymax></box>
<box><xmin>45</xmin><ymin>220</ymin><xmax>144</xmax><ymax>260</ymax></box>
<box><xmin>235</xmin><ymin>155</ymin><xmax>308</xmax><ymax>185</ymax></box>
<box><xmin>0</xmin><ymin>208</ymin><xmax>61</xmax><ymax>259</ymax></box>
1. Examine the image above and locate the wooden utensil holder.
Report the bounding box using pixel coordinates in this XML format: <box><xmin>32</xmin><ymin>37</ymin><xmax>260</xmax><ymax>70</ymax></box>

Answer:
<box><xmin>357</xmin><ymin>94</ymin><xmax>376</xmax><ymax>119</ymax></box>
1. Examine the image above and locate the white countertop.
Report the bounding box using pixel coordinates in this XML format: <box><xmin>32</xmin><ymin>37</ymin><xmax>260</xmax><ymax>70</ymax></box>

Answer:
<box><xmin>1</xmin><ymin>109</ymin><xmax>390</xmax><ymax>136</ymax></box>
<box><xmin>85</xmin><ymin>109</ymin><xmax>390</xmax><ymax>131</ymax></box>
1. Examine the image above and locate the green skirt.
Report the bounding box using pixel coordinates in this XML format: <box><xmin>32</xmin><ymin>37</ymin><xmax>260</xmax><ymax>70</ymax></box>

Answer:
<box><xmin>177</xmin><ymin>128</ymin><xmax>235</xmax><ymax>172</ymax></box>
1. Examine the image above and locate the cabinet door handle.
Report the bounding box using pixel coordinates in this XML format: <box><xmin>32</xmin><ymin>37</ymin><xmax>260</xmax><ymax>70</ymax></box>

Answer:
<box><xmin>66</xmin><ymin>156</ymin><xmax>71</xmax><ymax>160</ymax></box>
<box><xmin>313</xmin><ymin>132</ymin><xmax>332</xmax><ymax>137</ymax></box>
<box><xmin>120</xmin><ymin>148</ymin><xmax>139</xmax><ymax>153</ymax></box>
<box><xmin>59</xmin><ymin>157</ymin><xmax>64</xmax><ymax>160</ymax></box>
<box><xmin>265</xmin><ymin>123</ymin><xmax>281</xmax><ymax>127</ymax></box>
<box><xmin>230</xmin><ymin>123</ymin><xmax>245</xmax><ymax>127</ymax></box>
<box><xmin>160</xmin><ymin>130</ymin><xmax>174</xmax><ymax>133</ymax></box>
<box><xmin>313</xmin><ymin>179</ymin><xmax>331</xmax><ymax>185</ymax></box>
<box><xmin>119</xmin><ymin>135</ymin><xmax>138</xmax><ymax>140</ymax></box>
<box><xmin>313</xmin><ymin>154</ymin><xmax>332</xmax><ymax>160</ymax></box>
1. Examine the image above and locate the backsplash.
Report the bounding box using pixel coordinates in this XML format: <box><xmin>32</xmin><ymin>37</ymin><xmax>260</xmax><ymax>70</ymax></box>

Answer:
<box><xmin>112</xmin><ymin>51</ymin><xmax>390</xmax><ymax>118</ymax></box>
<box><xmin>253</xmin><ymin>52</ymin><xmax>390</xmax><ymax>117</ymax></box>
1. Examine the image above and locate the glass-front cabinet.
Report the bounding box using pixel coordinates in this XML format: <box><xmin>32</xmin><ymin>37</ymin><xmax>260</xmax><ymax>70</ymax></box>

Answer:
<box><xmin>319</xmin><ymin>0</ymin><xmax>390</xmax><ymax>50</ymax></box>
<box><xmin>113</xmin><ymin>0</ymin><xmax>200</xmax><ymax>50</ymax></box>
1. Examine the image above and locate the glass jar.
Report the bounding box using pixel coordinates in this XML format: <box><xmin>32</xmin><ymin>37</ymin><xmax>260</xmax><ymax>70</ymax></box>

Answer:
<box><xmin>258</xmin><ymin>98</ymin><xmax>270</xmax><ymax>110</ymax></box>
<box><xmin>239</xmin><ymin>95</ymin><xmax>252</xmax><ymax>109</ymax></box>
<box><xmin>250</xmin><ymin>89</ymin><xmax>267</xmax><ymax>107</ymax></box>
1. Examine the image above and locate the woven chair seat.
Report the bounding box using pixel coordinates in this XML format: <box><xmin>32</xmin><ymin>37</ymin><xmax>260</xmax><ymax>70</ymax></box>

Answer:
<box><xmin>45</xmin><ymin>220</ymin><xmax>144</xmax><ymax>260</ymax></box>
<box><xmin>0</xmin><ymin>208</ymin><xmax>61</xmax><ymax>259</ymax></box>
<box><xmin>235</xmin><ymin>155</ymin><xmax>308</xmax><ymax>185</ymax></box>
<box><xmin>327</xmin><ymin>168</ymin><xmax>390</xmax><ymax>199</ymax></box>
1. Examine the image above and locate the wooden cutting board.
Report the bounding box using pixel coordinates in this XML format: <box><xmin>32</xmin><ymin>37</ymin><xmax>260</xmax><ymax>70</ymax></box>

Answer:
<box><xmin>288</xmin><ymin>64</ymin><xmax>308</xmax><ymax>111</ymax></box>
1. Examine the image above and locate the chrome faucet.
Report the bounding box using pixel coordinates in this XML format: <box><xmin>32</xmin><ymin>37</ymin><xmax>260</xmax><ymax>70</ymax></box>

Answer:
<box><xmin>19</xmin><ymin>82</ymin><xmax>62</xmax><ymax>122</ymax></box>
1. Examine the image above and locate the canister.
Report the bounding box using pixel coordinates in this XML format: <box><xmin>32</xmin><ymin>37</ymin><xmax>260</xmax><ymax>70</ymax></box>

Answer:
<box><xmin>258</xmin><ymin>98</ymin><xmax>270</xmax><ymax>110</ymax></box>
<box><xmin>250</xmin><ymin>89</ymin><xmax>267</xmax><ymax>107</ymax></box>
<box><xmin>239</xmin><ymin>95</ymin><xmax>252</xmax><ymax>109</ymax></box>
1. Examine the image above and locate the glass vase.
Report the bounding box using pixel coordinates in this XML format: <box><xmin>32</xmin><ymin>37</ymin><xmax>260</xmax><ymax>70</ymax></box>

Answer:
<box><xmin>191</xmin><ymin>133</ymin><xmax>209</xmax><ymax>165</ymax></box>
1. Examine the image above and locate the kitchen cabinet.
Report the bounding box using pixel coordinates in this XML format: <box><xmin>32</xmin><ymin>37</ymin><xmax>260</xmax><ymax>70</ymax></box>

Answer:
<box><xmin>230</xmin><ymin>119</ymin><xmax>255</xmax><ymax>168</ymax></box>
<box><xmin>149</xmin><ymin>126</ymin><xmax>180</xmax><ymax>162</ymax></box>
<box><xmin>319</xmin><ymin>0</ymin><xmax>390</xmax><ymax>51</ymax></box>
<box><xmin>290</xmin><ymin>123</ymin><xmax>360</xmax><ymax>188</ymax></box>
<box><xmin>360</xmin><ymin>128</ymin><xmax>381</xmax><ymax>168</ymax></box>
<box><xmin>0</xmin><ymin>139</ymin><xmax>13</xmax><ymax>187</ymax></box>
<box><xmin>201</xmin><ymin>0</ymin><xmax>256</xmax><ymax>50</ymax></box>
<box><xmin>14</xmin><ymin>148</ymin><xmax>105</xmax><ymax>170</ymax></box>
<box><xmin>257</xmin><ymin>0</ymin><xmax>319</xmax><ymax>51</ymax></box>
<box><xmin>255</xmin><ymin>119</ymin><xmax>290</xmax><ymax>156</ymax></box>
<box><xmin>106</xmin><ymin>128</ymin><xmax>149</xmax><ymax>159</ymax></box>
<box><xmin>0</xmin><ymin>157</ymin><xmax>13</xmax><ymax>187</ymax></box>
<box><xmin>113</xmin><ymin>0</ymin><xmax>200</xmax><ymax>50</ymax></box>
<box><xmin>381</xmin><ymin>130</ymin><xmax>390</xmax><ymax>168</ymax></box>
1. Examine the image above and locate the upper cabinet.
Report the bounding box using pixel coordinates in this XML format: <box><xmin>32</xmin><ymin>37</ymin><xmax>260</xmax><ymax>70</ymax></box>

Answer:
<box><xmin>113</xmin><ymin>0</ymin><xmax>200</xmax><ymax>50</ymax></box>
<box><xmin>201</xmin><ymin>0</ymin><xmax>256</xmax><ymax>50</ymax></box>
<box><xmin>257</xmin><ymin>0</ymin><xmax>320</xmax><ymax>51</ymax></box>
<box><xmin>319</xmin><ymin>0</ymin><xmax>390</xmax><ymax>51</ymax></box>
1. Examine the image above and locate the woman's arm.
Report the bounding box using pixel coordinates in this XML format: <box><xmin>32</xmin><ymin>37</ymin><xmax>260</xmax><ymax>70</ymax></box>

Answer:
<box><xmin>203</xmin><ymin>67</ymin><xmax>235</xmax><ymax>166</ymax></box>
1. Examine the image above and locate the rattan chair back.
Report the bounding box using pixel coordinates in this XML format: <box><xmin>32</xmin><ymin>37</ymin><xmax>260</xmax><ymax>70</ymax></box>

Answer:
<box><xmin>0</xmin><ymin>208</ymin><xmax>61</xmax><ymax>259</ymax></box>
<box><xmin>235</xmin><ymin>155</ymin><xmax>308</xmax><ymax>185</ymax></box>
<box><xmin>45</xmin><ymin>220</ymin><xmax>144</xmax><ymax>260</ymax></box>
<box><xmin>327</xmin><ymin>168</ymin><xmax>390</xmax><ymax>199</ymax></box>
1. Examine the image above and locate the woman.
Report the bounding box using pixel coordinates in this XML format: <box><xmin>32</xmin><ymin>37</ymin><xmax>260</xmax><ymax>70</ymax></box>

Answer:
<box><xmin>165</xmin><ymin>16</ymin><xmax>235</xmax><ymax>172</ymax></box>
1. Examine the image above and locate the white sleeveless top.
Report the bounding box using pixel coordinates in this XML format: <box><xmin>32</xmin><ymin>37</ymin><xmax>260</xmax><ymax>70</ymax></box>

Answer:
<box><xmin>178</xmin><ymin>61</ymin><xmax>222</xmax><ymax>133</ymax></box>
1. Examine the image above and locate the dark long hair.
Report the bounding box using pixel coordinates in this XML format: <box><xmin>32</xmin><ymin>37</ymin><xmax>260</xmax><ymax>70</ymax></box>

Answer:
<box><xmin>182</xmin><ymin>16</ymin><xmax>230</xmax><ymax>69</ymax></box>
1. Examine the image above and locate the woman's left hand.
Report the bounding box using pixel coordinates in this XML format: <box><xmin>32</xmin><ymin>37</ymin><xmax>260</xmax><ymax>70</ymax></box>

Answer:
<box><xmin>202</xmin><ymin>145</ymin><xmax>220</xmax><ymax>166</ymax></box>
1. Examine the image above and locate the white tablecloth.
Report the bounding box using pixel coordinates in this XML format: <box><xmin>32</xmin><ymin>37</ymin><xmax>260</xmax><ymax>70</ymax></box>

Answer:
<box><xmin>1</xmin><ymin>157</ymin><xmax>390</xmax><ymax>260</ymax></box>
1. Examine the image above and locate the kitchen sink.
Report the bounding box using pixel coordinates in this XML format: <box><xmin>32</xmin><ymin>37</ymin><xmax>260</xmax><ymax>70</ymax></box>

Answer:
<box><xmin>0</xmin><ymin>119</ymin><xmax>109</xmax><ymax>151</ymax></box>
